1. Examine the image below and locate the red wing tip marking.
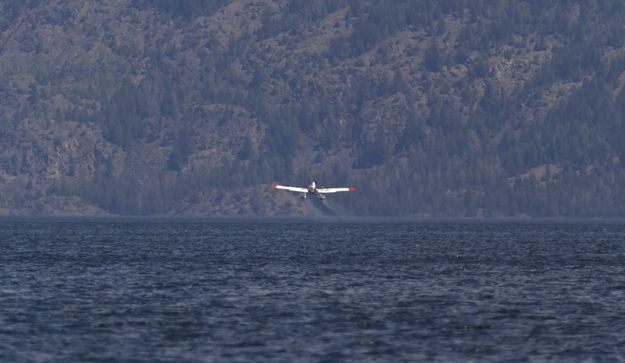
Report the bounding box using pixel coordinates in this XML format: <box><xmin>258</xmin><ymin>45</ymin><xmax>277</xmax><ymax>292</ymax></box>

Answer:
<box><xmin>271</xmin><ymin>183</ymin><xmax>278</xmax><ymax>189</ymax></box>
<box><xmin>349</xmin><ymin>186</ymin><xmax>356</xmax><ymax>192</ymax></box>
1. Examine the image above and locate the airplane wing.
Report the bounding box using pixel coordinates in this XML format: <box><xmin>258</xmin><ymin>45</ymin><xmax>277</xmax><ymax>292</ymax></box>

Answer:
<box><xmin>316</xmin><ymin>186</ymin><xmax>356</xmax><ymax>193</ymax></box>
<box><xmin>271</xmin><ymin>183</ymin><xmax>308</xmax><ymax>193</ymax></box>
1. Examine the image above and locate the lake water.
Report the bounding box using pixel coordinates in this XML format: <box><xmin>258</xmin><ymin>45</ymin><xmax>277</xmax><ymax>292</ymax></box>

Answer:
<box><xmin>1</xmin><ymin>219</ymin><xmax>624</xmax><ymax>362</ymax></box>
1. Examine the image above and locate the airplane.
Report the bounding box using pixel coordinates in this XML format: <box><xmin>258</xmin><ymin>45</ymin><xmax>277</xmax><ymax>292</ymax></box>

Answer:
<box><xmin>271</xmin><ymin>181</ymin><xmax>356</xmax><ymax>200</ymax></box>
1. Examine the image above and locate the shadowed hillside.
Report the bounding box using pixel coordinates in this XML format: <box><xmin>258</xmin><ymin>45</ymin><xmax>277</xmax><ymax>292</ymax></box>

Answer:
<box><xmin>2</xmin><ymin>0</ymin><xmax>625</xmax><ymax>217</ymax></box>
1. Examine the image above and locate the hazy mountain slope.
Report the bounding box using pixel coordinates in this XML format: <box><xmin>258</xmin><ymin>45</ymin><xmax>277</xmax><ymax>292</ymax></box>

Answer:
<box><xmin>2</xmin><ymin>0</ymin><xmax>625</xmax><ymax>217</ymax></box>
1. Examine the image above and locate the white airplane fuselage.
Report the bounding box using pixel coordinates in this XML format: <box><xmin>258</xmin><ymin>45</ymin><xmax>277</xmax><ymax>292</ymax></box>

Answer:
<box><xmin>303</xmin><ymin>181</ymin><xmax>324</xmax><ymax>199</ymax></box>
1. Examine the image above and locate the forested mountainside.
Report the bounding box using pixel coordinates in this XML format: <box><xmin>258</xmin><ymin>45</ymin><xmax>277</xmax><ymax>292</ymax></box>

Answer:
<box><xmin>2</xmin><ymin>0</ymin><xmax>625</xmax><ymax>217</ymax></box>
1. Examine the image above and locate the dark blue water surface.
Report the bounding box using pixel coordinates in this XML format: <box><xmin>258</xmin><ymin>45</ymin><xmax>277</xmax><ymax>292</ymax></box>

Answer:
<box><xmin>1</xmin><ymin>219</ymin><xmax>625</xmax><ymax>362</ymax></box>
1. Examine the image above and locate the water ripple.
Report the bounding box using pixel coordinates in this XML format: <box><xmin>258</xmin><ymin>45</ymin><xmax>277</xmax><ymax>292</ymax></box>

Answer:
<box><xmin>0</xmin><ymin>219</ymin><xmax>624</xmax><ymax>362</ymax></box>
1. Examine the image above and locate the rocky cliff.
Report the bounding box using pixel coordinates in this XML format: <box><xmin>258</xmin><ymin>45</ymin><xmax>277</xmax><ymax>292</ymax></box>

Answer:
<box><xmin>2</xmin><ymin>1</ymin><xmax>625</xmax><ymax>217</ymax></box>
